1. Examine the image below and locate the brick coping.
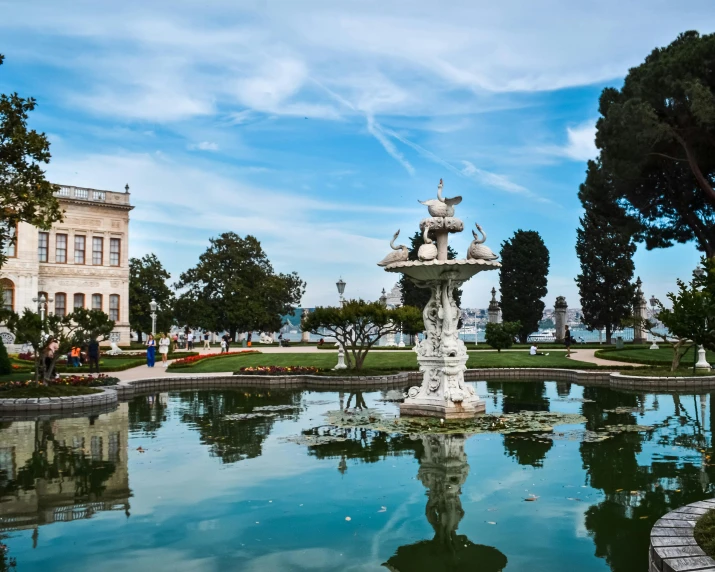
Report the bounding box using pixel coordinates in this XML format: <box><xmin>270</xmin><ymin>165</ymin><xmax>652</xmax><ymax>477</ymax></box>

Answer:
<box><xmin>1</xmin><ymin>368</ymin><xmax>714</xmax><ymax>416</ymax></box>
<box><xmin>650</xmin><ymin>499</ymin><xmax>715</xmax><ymax>572</ymax></box>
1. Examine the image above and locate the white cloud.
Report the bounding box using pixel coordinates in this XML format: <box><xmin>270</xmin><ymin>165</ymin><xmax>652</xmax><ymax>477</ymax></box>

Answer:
<box><xmin>561</xmin><ymin>121</ymin><xmax>598</xmax><ymax>161</ymax></box>
<box><xmin>190</xmin><ymin>141</ymin><xmax>219</xmax><ymax>151</ymax></box>
<box><xmin>365</xmin><ymin>116</ymin><xmax>415</xmax><ymax>175</ymax></box>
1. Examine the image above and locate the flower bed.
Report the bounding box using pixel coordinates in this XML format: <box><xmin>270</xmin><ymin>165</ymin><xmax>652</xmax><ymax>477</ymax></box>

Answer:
<box><xmin>0</xmin><ymin>374</ymin><xmax>120</xmax><ymax>392</ymax></box>
<box><xmin>236</xmin><ymin>366</ymin><xmax>322</xmax><ymax>376</ymax></box>
<box><xmin>169</xmin><ymin>350</ymin><xmax>261</xmax><ymax>369</ymax></box>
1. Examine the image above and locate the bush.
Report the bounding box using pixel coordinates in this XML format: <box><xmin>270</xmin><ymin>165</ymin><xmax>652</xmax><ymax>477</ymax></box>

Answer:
<box><xmin>168</xmin><ymin>350</ymin><xmax>261</xmax><ymax>369</ymax></box>
<box><xmin>694</xmin><ymin>510</ymin><xmax>715</xmax><ymax>558</ymax></box>
<box><xmin>0</xmin><ymin>374</ymin><xmax>120</xmax><ymax>392</ymax></box>
<box><xmin>484</xmin><ymin>321</ymin><xmax>521</xmax><ymax>352</ymax></box>
<box><xmin>0</xmin><ymin>338</ymin><xmax>11</xmax><ymax>375</ymax></box>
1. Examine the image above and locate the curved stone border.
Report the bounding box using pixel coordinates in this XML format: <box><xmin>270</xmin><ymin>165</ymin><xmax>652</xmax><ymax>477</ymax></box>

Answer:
<box><xmin>0</xmin><ymin>386</ymin><xmax>117</xmax><ymax>415</ymax></box>
<box><xmin>650</xmin><ymin>499</ymin><xmax>715</xmax><ymax>572</ymax></box>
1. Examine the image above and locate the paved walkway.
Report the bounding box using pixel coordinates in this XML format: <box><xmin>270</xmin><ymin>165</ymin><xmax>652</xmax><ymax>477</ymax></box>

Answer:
<box><xmin>108</xmin><ymin>345</ymin><xmax>636</xmax><ymax>382</ymax></box>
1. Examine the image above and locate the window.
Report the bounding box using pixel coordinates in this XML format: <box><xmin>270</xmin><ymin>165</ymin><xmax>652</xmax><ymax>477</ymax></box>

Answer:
<box><xmin>109</xmin><ymin>295</ymin><xmax>119</xmax><ymax>321</ymax></box>
<box><xmin>55</xmin><ymin>293</ymin><xmax>66</xmax><ymax>317</ymax></box>
<box><xmin>74</xmin><ymin>293</ymin><xmax>85</xmax><ymax>309</ymax></box>
<box><xmin>110</xmin><ymin>238</ymin><xmax>121</xmax><ymax>266</ymax></box>
<box><xmin>92</xmin><ymin>237</ymin><xmax>103</xmax><ymax>265</ymax></box>
<box><xmin>56</xmin><ymin>234</ymin><xmax>67</xmax><ymax>263</ymax></box>
<box><xmin>92</xmin><ymin>294</ymin><xmax>102</xmax><ymax>311</ymax></box>
<box><xmin>0</xmin><ymin>279</ymin><xmax>14</xmax><ymax>312</ymax></box>
<box><xmin>2</xmin><ymin>223</ymin><xmax>17</xmax><ymax>258</ymax></box>
<box><xmin>74</xmin><ymin>236</ymin><xmax>85</xmax><ymax>264</ymax></box>
<box><xmin>38</xmin><ymin>232</ymin><xmax>49</xmax><ymax>262</ymax></box>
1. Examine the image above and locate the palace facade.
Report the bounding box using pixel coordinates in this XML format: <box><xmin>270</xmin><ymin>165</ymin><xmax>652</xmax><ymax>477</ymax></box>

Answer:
<box><xmin>0</xmin><ymin>184</ymin><xmax>133</xmax><ymax>346</ymax></box>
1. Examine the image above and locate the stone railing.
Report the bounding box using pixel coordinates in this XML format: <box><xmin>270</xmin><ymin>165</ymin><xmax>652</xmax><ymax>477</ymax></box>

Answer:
<box><xmin>55</xmin><ymin>185</ymin><xmax>131</xmax><ymax>207</ymax></box>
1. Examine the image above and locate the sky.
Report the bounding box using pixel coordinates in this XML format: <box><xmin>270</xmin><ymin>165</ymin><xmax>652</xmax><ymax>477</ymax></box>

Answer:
<box><xmin>1</xmin><ymin>0</ymin><xmax>713</xmax><ymax>309</ymax></box>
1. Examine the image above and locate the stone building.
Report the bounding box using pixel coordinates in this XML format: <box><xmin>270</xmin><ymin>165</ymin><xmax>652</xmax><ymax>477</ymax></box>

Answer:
<box><xmin>0</xmin><ymin>184</ymin><xmax>133</xmax><ymax>346</ymax></box>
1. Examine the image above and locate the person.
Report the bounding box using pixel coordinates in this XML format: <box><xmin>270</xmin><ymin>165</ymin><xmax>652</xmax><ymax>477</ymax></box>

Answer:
<box><xmin>317</xmin><ymin>338</ymin><xmax>324</xmax><ymax>347</ymax></box>
<box><xmin>187</xmin><ymin>330</ymin><xmax>194</xmax><ymax>350</ymax></box>
<box><xmin>44</xmin><ymin>338</ymin><xmax>59</xmax><ymax>380</ymax></box>
<box><xmin>529</xmin><ymin>344</ymin><xmax>549</xmax><ymax>356</ymax></box>
<box><xmin>220</xmin><ymin>338</ymin><xmax>227</xmax><ymax>353</ymax></box>
<box><xmin>159</xmin><ymin>333</ymin><xmax>170</xmax><ymax>367</ymax></box>
<box><xmin>87</xmin><ymin>339</ymin><xmax>100</xmax><ymax>373</ymax></box>
<box><xmin>71</xmin><ymin>346</ymin><xmax>81</xmax><ymax>367</ymax></box>
<box><xmin>247</xmin><ymin>332</ymin><xmax>252</xmax><ymax>347</ymax></box>
<box><xmin>564</xmin><ymin>326</ymin><xmax>572</xmax><ymax>357</ymax></box>
<box><xmin>203</xmin><ymin>332</ymin><xmax>211</xmax><ymax>350</ymax></box>
<box><xmin>146</xmin><ymin>334</ymin><xmax>156</xmax><ymax>367</ymax></box>
<box><xmin>224</xmin><ymin>333</ymin><xmax>231</xmax><ymax>352</ymax></box>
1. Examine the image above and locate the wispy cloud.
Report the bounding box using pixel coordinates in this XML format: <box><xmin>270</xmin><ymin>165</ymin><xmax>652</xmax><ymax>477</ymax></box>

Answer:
<box><xmin>541</xmin><ymin>120</ymin><xmax>598</xmax><ymax>162</ymax></box>
<box><xmin>189</xmin><ymin>141</ymin><xmax>219</xmax><ymax>151</ymax></box>
<box><xmin>365</xmin><ymin>115</ymin><xmax>415</xmax><ymax>176</ymax></box>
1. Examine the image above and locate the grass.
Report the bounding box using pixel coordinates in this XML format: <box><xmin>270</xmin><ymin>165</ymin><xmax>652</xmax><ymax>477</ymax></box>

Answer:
<box><xmin>596</xmin><ymin>347</ymin><xmax>715</xmax><ymax>366</ymax></box>
<box><xmin>694</xmin><ymin>510</ymin><xmax>715</xmax><ymax>558</ymax></box>
<box><xmin>0</xmin><ymin>385</ymin><xmax>102</xmax><ymax>399</ymax></box>
<box><xmin>179</xmin><ymin>349</ymin><xmax>598</xmax><ymax>373</ymax></box>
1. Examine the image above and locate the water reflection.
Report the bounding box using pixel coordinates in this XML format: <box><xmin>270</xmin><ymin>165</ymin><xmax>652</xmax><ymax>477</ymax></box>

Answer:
<box><xmin>0</xmin><ymin>405</ymin><xmax>130</xmax><ymax>537</ymax></box>
<box><xmin>384</xmin><ymin>434</ymin><xmax>507</xmax><ymax>571</ymax></box>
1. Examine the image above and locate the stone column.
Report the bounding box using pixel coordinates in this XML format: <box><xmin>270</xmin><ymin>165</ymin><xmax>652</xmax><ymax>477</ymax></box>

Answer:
<box><xmin>487</xmin><ymin>287</ymin><xmax>500</xmax><ymax>324</ymax></box>
<box><xmin>554</xmin><ymin>296</ymin><xmax>568</xmax><ymax>341</ymax></box>
<box><xmin>633</xmin><ymin>277</ymin><xmax>648</xmax><ymax>344</ymax></box>
<box><xmin>300</xmin><ymin>309</ymin><xmax>311</xmax><ymax>343</ymax></box>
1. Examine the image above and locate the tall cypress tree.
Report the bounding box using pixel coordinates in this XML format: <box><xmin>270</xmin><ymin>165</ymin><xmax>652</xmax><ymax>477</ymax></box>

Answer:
<box><xmin>576</xmin><ymin>161</ymin><xmax>637</xmax><ymax>343</ymax></box>
<box><xmin>499</xmin><ymin>230</ymin><xmax>550</xmax><ymax>343</ymax></box>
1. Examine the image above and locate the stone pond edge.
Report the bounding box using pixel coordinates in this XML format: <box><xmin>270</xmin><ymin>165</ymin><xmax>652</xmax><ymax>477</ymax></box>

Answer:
<box><xmin>650</xmin><ymin>499</ymin><xmax>715</xmax><ymax>572</ymax></box>
<box><xmin>1</xmin><ymin>368</ymin><xmax>715</xmax><ymax>415</ymax></box>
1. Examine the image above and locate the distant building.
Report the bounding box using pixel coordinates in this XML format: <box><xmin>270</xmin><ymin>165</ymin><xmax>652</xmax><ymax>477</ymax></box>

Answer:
<box><xmin>0</xmin><ymin>184</ymin><xmax>133</xmax><ymax>346</ymax></box>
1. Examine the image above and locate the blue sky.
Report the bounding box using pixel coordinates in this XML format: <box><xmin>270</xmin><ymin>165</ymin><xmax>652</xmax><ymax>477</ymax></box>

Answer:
<box><xmin>1</xmin><ymin>0</ymin><xmax>714</xmax><ymax>308</ymax></box>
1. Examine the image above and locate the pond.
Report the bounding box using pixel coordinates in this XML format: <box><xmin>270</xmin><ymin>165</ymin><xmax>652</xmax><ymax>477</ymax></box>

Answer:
<box><xmin>0</xmin><ymin>381</ymin><xmax>712</xmax><ymax>572</ymax></box>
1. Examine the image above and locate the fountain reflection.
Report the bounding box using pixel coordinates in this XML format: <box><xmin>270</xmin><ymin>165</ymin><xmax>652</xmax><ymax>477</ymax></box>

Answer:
<box><xmin>0</xmin><ymin>405</ymin><xmax>131</xmax><ymax>538</ymax></box>
<box><xmin>383</xmin><ymin>434</ymin><xmax>507</xmax><ymax>572</ymax></box>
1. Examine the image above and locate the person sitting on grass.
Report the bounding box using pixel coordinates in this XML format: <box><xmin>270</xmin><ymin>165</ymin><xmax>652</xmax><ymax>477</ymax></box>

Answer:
<box><xmin>529</xmin><ymin>344</ymin><xmax>549</xmax><ymax>356</ymax></box>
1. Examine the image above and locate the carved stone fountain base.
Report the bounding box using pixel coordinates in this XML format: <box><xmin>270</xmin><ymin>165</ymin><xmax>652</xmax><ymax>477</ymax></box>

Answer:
<box><xmin>400</xmin><ymin>354</ymin><xmax>486</xmax><ymax>419</ymax></box>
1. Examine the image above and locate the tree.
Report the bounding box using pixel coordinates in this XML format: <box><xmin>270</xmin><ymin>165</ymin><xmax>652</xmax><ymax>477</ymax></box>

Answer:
<box><xmin>484</xmin><ymin>321</ymin><xmax>520</xmax><ymax>352</ymax></box>
<box><xmin>595</xmin><ymin>31</ymin><xmax>715</xmax><ymax>257</ymax></box>
<box><xmin>499</xmin><ymin>230</ymin><xmax>550</xmax><ymax>343</ymax></box>
<box><xmin>174</xmin><ymin>233</ymin><xmax>305</xmax><ymax>338</ymax></box>
<box><xmin>399</xmin><ymin>230</ymin><xmax>462</xmax><ymax>309</ymax></box>
<box><xmin>0</xmin><ymin>336</ymin><xmax>10</xmax><ymax>375</ymax></box>
<box><xmin>5</xmin><ymin>308</ymin><xmax>114</xmax><ymax>381</ymax></box>
<box><xmin>576</xmin><ymin>161</ymin><xmax>637</xmax><ymax>344</ymax></box>
<box><xmin>303</xmin><ymin>300</ymin><xmax>422</xmax><ymax>369</ymax></box>
<box><xmin>652</xmin><ymin>257</ymin><xmax>715</xmax><ymax>370</ymax></box>
<box><xmin>0</xmin><ymin>54</ymin><xmax>62</xmax><ymax>268</ymax></box>
<box><xmin>129</xmin><ymin>254</ymin><xmax>175</xmax><ymax>342</ymax></box>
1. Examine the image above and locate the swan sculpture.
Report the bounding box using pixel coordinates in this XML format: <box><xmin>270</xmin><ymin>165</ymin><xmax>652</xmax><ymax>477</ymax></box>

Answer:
<box><xmin>417</xmin><ymin>226</ymin><xmax>438</xmax><ymax>261</ymax></box>
<box><xmin>467</xmin><ymin>223</ymin><xmax>498</xmax><ymax>260</ymax></box>
<box><xmin>418</xmin><ymin>179</ymin><xmax>462</xmax><ymax>217</ymax></box>
<box><xmin>377</xmin><ymin>230</ymin><xmax>409</xmax><ymax>267</ymax></box>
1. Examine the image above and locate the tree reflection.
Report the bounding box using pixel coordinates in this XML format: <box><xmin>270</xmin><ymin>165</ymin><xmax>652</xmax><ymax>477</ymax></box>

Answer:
<box><xmin>128</xmin><ymin>394</ymin><xmax>168</xmax><ymax>436</ymax></box>
<box><xmin>176</xmin><ymin>389</ymin><xmax>301</xmax><ymax>463</ymax></box>
<box><xmin>580</xmin><ymin>387</ymin><xmax>714</xmax><ymax>572</ymax></box>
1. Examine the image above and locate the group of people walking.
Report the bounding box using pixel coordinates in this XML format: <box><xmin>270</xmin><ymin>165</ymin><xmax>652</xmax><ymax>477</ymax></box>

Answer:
<box><xmin>143</xmin><ymin>331</ymin><xmax>242</xmax><ymax>367</ymax></box>
<box><xmin>145</xmin><ymin>333</ymin><xmax>171</xmax><ymax>367</ymax></box>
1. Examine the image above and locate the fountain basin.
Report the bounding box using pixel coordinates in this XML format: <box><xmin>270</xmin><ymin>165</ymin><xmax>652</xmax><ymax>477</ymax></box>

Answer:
<box><xmin>383</xmin><ymin>258</ymin><xmax>500</xmax><ymax>282</ymax></box>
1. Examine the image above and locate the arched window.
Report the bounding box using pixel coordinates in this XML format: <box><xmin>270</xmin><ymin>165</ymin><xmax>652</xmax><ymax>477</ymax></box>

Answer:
<box><xmin>109</xmin><ymin>294</ymin><xmax>119</xmax><ymax>321</ymax></box>
<box><xmin>55</xmin><ymin>293</ymin><xmax>67</xmax><ymax>317</ymax></box>
<box><xmin>92</xmin><ymin>293</ymin><xmax>103</xmax><ymax>311</ymax></box>
<box><xmin>74</xmin><ymin>293</ymin><xmax>85</xmax><ymax>309</ymax></box>
<box><xmin>0</xmin><ymin>279</ymin><xmax>14</xmax><ymax>312</ymax></box>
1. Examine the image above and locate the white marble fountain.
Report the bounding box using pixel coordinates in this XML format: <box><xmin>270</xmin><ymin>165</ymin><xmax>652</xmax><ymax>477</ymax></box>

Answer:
<box><xmin>378</xmin><ymin>179</ymin><xmax>500</xmax><ymax>419</ymax></box>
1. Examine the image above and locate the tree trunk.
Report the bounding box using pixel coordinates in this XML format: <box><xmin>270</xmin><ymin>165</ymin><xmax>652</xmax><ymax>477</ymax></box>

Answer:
<box><xmin>605</xmin><ymin>325</ymin><xmax>612</xmax><ymax>345</ymax></box>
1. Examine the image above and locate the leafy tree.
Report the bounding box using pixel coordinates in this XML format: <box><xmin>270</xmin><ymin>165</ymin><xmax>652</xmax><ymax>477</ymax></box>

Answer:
<box><xmin>651</xmin><ymin>257</ymin><xmax>715</xmax><ymax>370</ymax></box>
<box><xmin>399</xmin><ymin>230</ymin><xmax>462</xmax><ymax>309</ymax></box>
<box><xmin>0</xmin><ymin>54</ymin><xmax>62</xmax><ymax>268</ymax></box>
<box><xmin>484</xmin><ymin>321</ymin><xmax>520</xmax><ymax>352</ymax></box>
<box><xmin>5</xmin><ymin>308</ymin><xmax>114</xmax><ymax>381</ymax></box>
<box><xmin>0</xmin><ymin>337</ymin><xmax>10</xmax><ymax>375</ymax></box>
<box><xmin>174</xmin><ymin>233</ymin><xmax>305</xmax><ymax>338</ymax></box>
<box><xmin>129</xmin><ymin>254</ymin><xmax>175</xmax><ymax>341</ymax></box>
<box><xmin>576</xmin><ymin>161</ymin><xmax>637</xmax><ymax>344</ymax></box>
<box><xmin>303</xmin><ymin>300</ymin><xmax>422</xmax><ymax>369</ymax></box>
<box><xmin>595</xmin><ymin>31</ymin><xmax>715</xmax><ymax>257</ymax></box>
<box><xmin>499</xmin><ymin>230</ymin><xmax>550</xmax><ymax>343</ymax></box>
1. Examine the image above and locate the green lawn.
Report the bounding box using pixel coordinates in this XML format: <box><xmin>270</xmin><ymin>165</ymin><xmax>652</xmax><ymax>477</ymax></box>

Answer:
<box><xmin>598</xmin><ymin>348</ymin><xmax>715</xmax><ymax>366</ymax></box>
<box><xmin>180</xmin><ymin>349</ymin><xmax>597</xmax><ymax>373</ymax></box>
<box><xmin>0</xmin><ymin>385</ymin><xmax>102</xmax><ymax>399</ymax></box>
<box><xmin>617</xmin><ymin>367</ymin><xmax>714</xmax><ymax>377</ymax></box>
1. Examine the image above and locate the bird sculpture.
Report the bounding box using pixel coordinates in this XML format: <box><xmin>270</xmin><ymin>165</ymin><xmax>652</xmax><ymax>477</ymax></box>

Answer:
<box><xmin>417</xmin><ymin>226</ymin><xmax>438</xmax><ymax>261</ymax></box>
<box><xmin>377</xmin><ymin>230</ymin><xmax>409</xmax><ymax>267</ymax></box>
<box><xmin>467</xmin><ymin>223</ymin><xmax>498</xmax><ymax>260</ymax></box>
<box><xmin>418</xmin><ymin>178</ymin><xmax>462</xmax><ymax>217</ymax></box>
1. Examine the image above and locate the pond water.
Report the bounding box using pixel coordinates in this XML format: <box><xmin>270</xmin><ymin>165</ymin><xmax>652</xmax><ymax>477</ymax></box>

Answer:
<box><xmin>0</xmin><ymin>381</ymin><xmax>713</xmax><ymax>572</ymax></box>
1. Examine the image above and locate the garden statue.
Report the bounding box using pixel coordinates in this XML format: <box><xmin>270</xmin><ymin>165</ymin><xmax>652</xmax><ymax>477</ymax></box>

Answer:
<box><xmin>378</xmin><ymin>230</ymin><xmax>410</xmax><ymax>267</ymax></box>
<box><xmin>379</xmin><ymin>179</ymin><xmax>500</xmax><ymax>418</ymax></box>
<box><xmin>467</xmin><ymin>223</ymin><xmax>498</xmax><ymax>261</ymax></box>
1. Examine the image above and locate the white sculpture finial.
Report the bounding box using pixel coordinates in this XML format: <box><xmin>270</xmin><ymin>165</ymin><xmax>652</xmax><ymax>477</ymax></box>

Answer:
<box><xmin>377</xmin><ymin>230</ymin><xmax>409</xmax><ymax>267</ymax></box>
<box><xmin>467</xmin><ymin>223</ymin><xmax>498</xmax><ymax>261</ymax></box>
<box><xmin>418</xmin><ymin>178</ymin><xmax>462</xmax><ymax>217</ymax></box>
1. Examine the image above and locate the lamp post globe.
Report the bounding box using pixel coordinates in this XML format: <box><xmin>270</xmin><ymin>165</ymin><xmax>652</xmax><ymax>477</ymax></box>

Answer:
<box><xmin>149</xmin><ymin>299</ymin><xmax>158</xmax><ymax>335</ymax></box>
<box><xmin>336</xmin><ymin>278</ymin><xmax>346</xmax><ymax>306</ymax></box>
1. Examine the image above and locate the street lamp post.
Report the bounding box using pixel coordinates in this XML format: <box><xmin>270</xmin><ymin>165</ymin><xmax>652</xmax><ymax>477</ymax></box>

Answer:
<box><xmin>336</xmin><ymin>278</ymin><xmax>346</xmax><ymax>306</ymax></box>
<box><xmin>32</xmin><ymin>294</ymin><xmax>53</xmax><ymax>321</ymax></box>
<box><xmin>692</xmin><ymin>265</ymin><xmax>711</xmax><ymax>370</ymax></box>
<box><xmin>149</xmin><ymin>299</ymin><xmax>158</xmax><ymax>336</ymax></box>
<box><xmin>649</xmin><ymin>295</ymin><xmax>659</xmax><ymax>350</ymax></box>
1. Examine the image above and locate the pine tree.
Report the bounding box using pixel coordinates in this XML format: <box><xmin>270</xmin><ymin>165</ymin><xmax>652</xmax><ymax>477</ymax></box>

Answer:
<box><xmin>0</xmin><ymin>337</ymin><xmax>11</xmax><ymax>375</ymax></box>
<box><xmin>499</xmin><ymin>230</ymin><xmax>550</xmax><ymax>343</ymax></box>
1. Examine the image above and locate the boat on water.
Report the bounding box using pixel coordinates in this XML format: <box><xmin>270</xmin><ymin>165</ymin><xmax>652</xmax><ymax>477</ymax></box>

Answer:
<box><xmin>527</xmin><ymin>329</ymin><xmax>556</xmax><ymax>342</ymax></box>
